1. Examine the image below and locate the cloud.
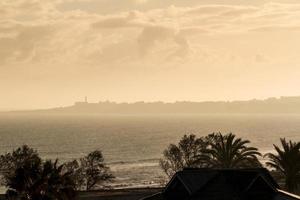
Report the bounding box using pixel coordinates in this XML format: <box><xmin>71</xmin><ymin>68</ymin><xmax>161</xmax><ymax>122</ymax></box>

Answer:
<box><xmin>1</xmin><ymin>1</ymin><xmax>300</xmax><ymax>67</ymax></box>
<box><xmin>137</xmin><ymin>25</ymin><xmax>190</xmax><ymax>58</ymax></box>
<box><xmin>2</xmin><ymin>0</ymin><xmax>300</xmax><ymax>109</ymax></box>
<box><xmin>255</xmin><ymin>54</ymin><xmax>267</xmax><ymax>63</ymax></box>
<box><xmin>134</xmin><ymin>0</ymin><xmax>148</xmax><ymax>5</ymax></box>
<box><xmin>0</xmin><ymin>23</ymin><xmax>55</xmax><ymax>64</ymax></box>
<box><xmin>250</xmin><ymin>25</ymin><xmax>300</xmax><ymax>32</ymax></box>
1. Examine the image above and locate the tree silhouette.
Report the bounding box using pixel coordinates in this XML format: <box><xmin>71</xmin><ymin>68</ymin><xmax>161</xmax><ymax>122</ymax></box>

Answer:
<box><xmin>0</xmin><ymin>145</ymin><xmax>41</xmax><ymax>186</ymax></box>
<box><xmin>265</xmin><ymin>138</ymin><xmax>300</xmax><ymax>193</ymax></box>
<box><xmin>5</xmin><ymin>159</ymin><xmax>76</xmax><ymax>200</ymax></box>
<box><xmin>76</xmin><ymin>150</ymin><xmax>114</xmax><ymax>190</ymax></box>
<box><xmin>159</xmin><ymin>134</ymin><xmax>209</xmax><ymax>177</ymax></box>
<box><xmin>200</xmin><ymin>133</ymin><xmax>262</xmax><ymax>168</ymax></box>
<box><xmin>64</xmin><ymin>159</ymin><xmax>84</xmax><ymax>190</ymax></box>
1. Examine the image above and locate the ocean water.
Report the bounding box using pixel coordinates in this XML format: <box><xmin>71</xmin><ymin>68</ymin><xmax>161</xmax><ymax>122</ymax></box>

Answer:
<box><xmin>0</xmin><ymin>113</ymin><xmax>300</xmax><ymax>190</ymax></box>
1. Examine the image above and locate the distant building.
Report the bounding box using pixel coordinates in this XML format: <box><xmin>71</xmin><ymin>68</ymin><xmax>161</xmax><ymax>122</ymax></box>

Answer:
<box><xmin>142</xmin><ymin>168</ymin><xmax>300</xmax><ymax>200</ymax></box>
<box><xmin>74</xmin><ymin>96</ymin><xmax>89</xmax><ymax>106</ymax></box>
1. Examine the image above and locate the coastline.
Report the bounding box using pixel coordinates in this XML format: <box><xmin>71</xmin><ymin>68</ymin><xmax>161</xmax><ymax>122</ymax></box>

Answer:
<box><xmin>0</xmin><ymin>188</ymin><xmax>163</xmax><ymax>200</ymax></box>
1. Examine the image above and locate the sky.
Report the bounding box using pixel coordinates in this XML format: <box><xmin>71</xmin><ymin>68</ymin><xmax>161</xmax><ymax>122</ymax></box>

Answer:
<box><xmin>1</xmin><ymin>0</ymin><xmax>300</xmax><ymax>110</ymax></box>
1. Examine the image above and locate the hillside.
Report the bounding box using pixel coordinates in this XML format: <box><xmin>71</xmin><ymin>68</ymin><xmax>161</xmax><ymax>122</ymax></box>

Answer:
<box><xmin>12</xmin><ymin>96</ymin><xmax>300</xmax><ymax>114</ymax></box>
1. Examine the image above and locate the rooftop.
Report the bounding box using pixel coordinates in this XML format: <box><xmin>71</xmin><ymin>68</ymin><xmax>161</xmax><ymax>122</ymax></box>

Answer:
<box><xmin>142</xmin><ymin>168</ymin><xmax>300</xmax><ymax>200</ymax></box>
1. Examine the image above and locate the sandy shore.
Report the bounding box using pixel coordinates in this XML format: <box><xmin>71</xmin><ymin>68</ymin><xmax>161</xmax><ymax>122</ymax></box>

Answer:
<box><xmin>78</xmin><ymin>188</ymin><xmax>162</xmax><ymax>200</ymax></box>
<box><xmin>0</xmin><ymin>188</ymin><xmax>162</xmax><ymax>200</ymax></box>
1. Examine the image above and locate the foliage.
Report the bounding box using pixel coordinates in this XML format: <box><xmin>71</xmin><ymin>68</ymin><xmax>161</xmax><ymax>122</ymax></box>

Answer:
<box><xmin>0</xmin><ymin>145</ymin><xmax>41</xmax><ymax>186</ymax></box>
<box><xmin>64</xmin><ymin>160</ymin><xmax>84</xmax><ymax>190</ymax></box>
<box><xmin>265</xmin><ymin>138</ymin><xmax>300</xmax><ymax>192</ymax></box>
<box><xmin>5</xmin><ymin>158</ymin><xmax>76</xmax><ymax>200</ymax></box>
<box><xmin>201</xmin><ymin>133</ymin><xmax>262</xmax><ymax>168</ymax></box>
<box><xmin>0</xmin><ymin>145</ymin><xmax>114</xmax><ymax>194</ymax></box>
<box><xmin>66</xmin><ymin>150</ymin><xmax>114</xmax><ymax>190</ymax></box>
<box><xmin>159</xmin><ymin>134</ymin><xmax>209</xmax><ymax>177</ymax></box>
<box><xmin>160</xmin><ymin>133</ymin><xmax>262</xmax><ymax>177</ymax></box>
<box><xmin>81</xmin><ymin>150</ymin><xmax>114</xmax><ymax>190</ymax></box>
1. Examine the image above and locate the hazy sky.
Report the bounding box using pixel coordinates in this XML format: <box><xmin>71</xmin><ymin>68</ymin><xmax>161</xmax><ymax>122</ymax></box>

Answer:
<box><xmin>1</xmin><ymin>0</ymin><xmax>300</xmax><ymax>110</ymax></box>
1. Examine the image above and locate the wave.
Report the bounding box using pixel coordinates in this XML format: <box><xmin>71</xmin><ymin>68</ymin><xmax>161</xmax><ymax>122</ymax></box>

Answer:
<box><xmin>107</xmin><ymin>158</ymin><xmax>160</xmax><ymax>166</ymax></box>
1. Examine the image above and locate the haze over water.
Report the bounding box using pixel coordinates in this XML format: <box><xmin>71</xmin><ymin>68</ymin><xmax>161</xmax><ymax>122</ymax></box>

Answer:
<box><xmin>1</xmin><ymin>113</ymin><xmax>300</xmax><ymax>188</ymax></box>
<box><xmin>2</xmin><ymin>0</ymin><xmax>300</xmax><ymax>110</ymax></box>
<box><xmin>1</xmin><ymin>0</ymin><xmax>300</xmax><ymax>197</ymax></box>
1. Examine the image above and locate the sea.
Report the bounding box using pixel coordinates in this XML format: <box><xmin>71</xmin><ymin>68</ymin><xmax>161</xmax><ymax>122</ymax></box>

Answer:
<box><xmin>0</xmin><ymin>113</ymin><xmax>300</xmax><ymax>191</ymax></box>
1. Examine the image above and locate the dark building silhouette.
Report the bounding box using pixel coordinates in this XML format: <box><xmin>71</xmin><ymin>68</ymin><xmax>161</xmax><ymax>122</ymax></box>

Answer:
<box><xmin>142</xmin><ymin>168</ymin><xmax>300</xmax><ymax>200</ymax></box>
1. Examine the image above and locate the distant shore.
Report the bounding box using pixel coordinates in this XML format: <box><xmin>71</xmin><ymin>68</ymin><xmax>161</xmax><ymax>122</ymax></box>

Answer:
<box><xmin>4</xmin><ymin>96</ymin><xmax>300</xmax><ymax>114</ymax></box>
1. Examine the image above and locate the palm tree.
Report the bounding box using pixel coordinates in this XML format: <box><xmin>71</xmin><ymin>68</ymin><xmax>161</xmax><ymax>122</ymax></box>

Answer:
<box><xmin>40</xmin><ymin>160</ymin><xmax>76</xmax><ymax>200</ymax></box>
<box><xmin>6</xmin><ymin>160</ymin><xmax>76</xmax><ymax>200</ymax></box>
<box><xmin>200</xmin><ymin>133</ymin><xmax>262</xmax><ymax>168</ymax></box>
<box><xmin>5</xmin><ymin>156</ymin><xmax>42</xmax><ymax>200</ymax></box>
<box><xmin>265</xmin><ymin>138</ymin><xmax>300</xmax><ymax>193</ymax></box>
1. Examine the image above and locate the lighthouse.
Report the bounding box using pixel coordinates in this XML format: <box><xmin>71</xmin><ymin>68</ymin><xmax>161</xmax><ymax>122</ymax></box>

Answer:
<box><xmin>74</xmin><ymin>96</ymin><xmax>89</xmax><ymax>106</ymax></box>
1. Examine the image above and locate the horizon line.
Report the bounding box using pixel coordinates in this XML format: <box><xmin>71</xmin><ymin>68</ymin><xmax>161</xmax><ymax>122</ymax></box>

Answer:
<box><xmin>2</xmin><ymin>95</ymin><xmax>300</xmax><ymax>112</ymax></box>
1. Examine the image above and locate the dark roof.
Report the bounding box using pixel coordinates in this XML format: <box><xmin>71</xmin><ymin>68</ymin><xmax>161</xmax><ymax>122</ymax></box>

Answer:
<box><xmin>276</xmin><ymin>190</ymin><xmax>300</xmax><ymax>200</ymax></box>
<box><xmin>173</xmin><ymin>169</ymin><xmax>218</xmax><ymax>195</ymax></box>
<box><xmin>142</xmin><ymin>168</ymin><xmax>300</xmax><ymax>200</ymax></box>
<box><xmin>140</xmin><ymin>193</ymin><xmax>164</xmax><ymax>200</ymax></box>
<box><xmin>166</xmin><ymin>168</ymin><xmax>278</xmax><ymax>195</ymax></box>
